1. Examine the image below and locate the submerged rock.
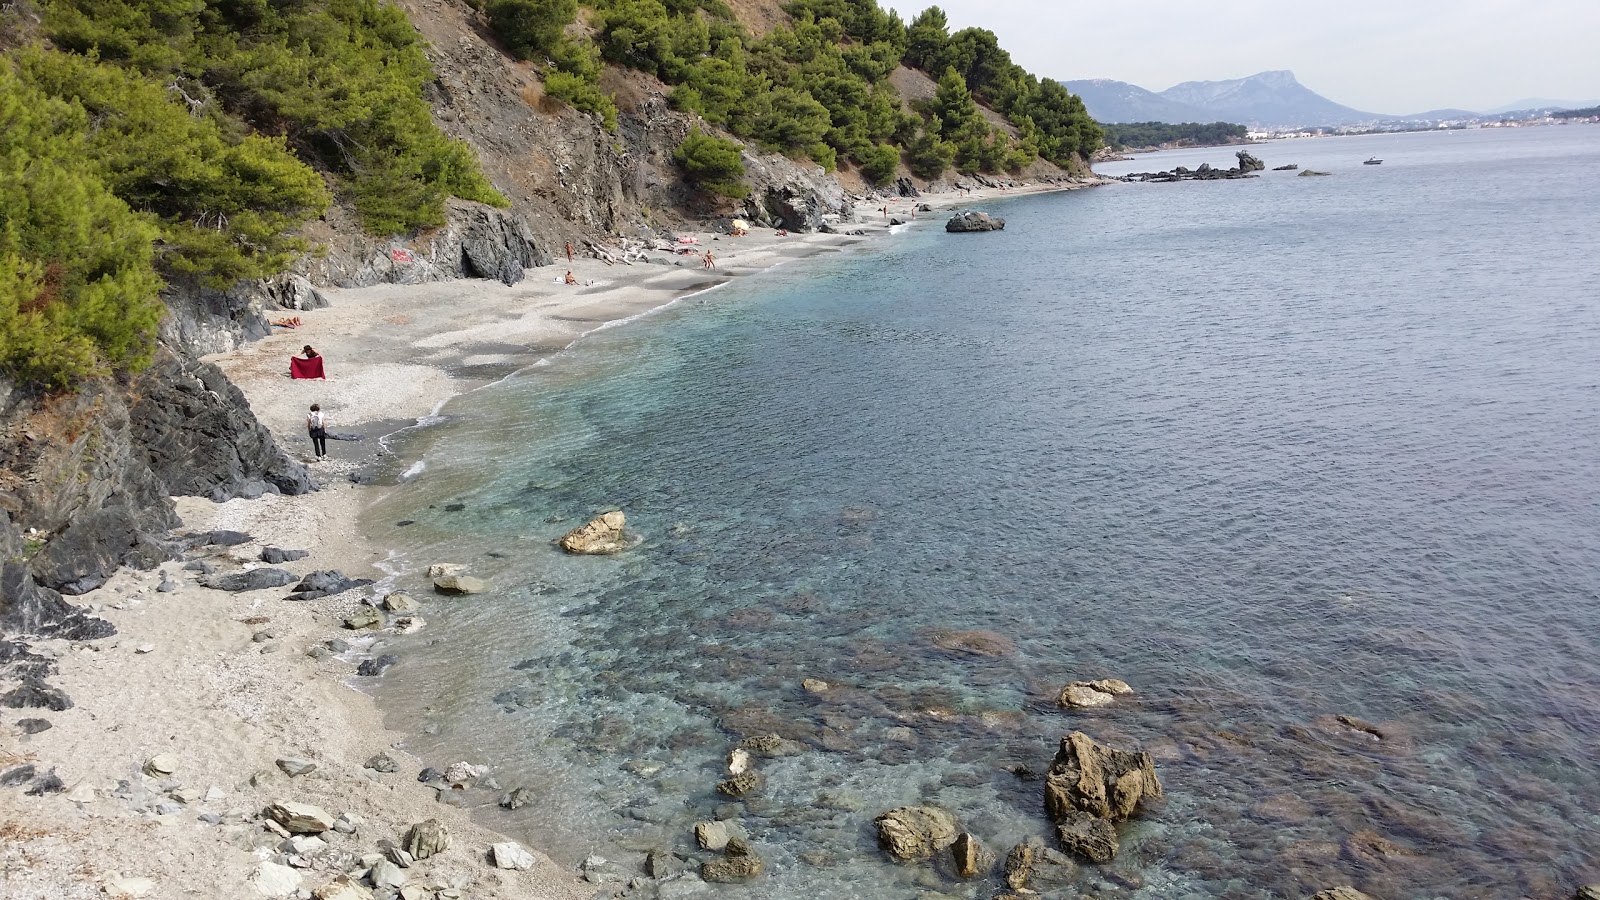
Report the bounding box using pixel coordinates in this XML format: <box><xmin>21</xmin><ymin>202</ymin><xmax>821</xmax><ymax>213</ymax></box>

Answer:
<box><xmin>432</xmin><ymin>575</ymin><xmax>489</xmax><ymax>595</ymax></box>
<box><xmin>874</xmin><ymin>805</ymin><xmax>959</xmax><ymax>860</ymax></box>
<box><xmin>1004</xmin><ymin>838</ymin><xmax>1040</xmax><ymax>891</ymax></box>
<box><xmin>929</xmin><ymin>629</ymin><xmax>1015</xmax><ymax>657</ymax></box>
<box><xmin>499</xmin><ymin>786</ymin><xmax>535</xmax><ymax>809</ymax></box>
<box><xmin>716</xmin><ymin>770</ymin><xmax>766</xmax><ymax>799</ymax></box>
<box><xmin>1311</xmin><ymin>889</ymin><xmax>1377</xmax><ymax>900</ymax></box>
<box><xmin>559</xmin><ymin>511</ymin><xmax>628</xmax><ymax>555</ymax></box>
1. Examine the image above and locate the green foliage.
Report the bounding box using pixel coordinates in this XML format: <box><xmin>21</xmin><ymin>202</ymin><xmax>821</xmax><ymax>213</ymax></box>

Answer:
<box><xmin>858</xmin><ymin>143</ymin><xmax>900</xmax><ymax>185</ymax></box>
<box><xmin>42</xmin><ymin>0</ymin><xmax>508</xmax><ymax>235</ymax></box>
<box><xmin>903</xmin><ymin>6</ymin><xmax>947</xmax><ymax>72</ymax></box>
<box><xmin>906</xmin><ymin>128</ymin><xmax>954</xmax><ymax>180</ymax></box>
<box><xmin>15</xmin><ymin>48</ymin><xmax>330</xmax><ymax>287</ymax></box>
<box><xmin>673</xmin><ymin>127</ymin><xmax>747</xmax><ymax>198</ymax></box>
<box><xmin>486</xmin><ymin>0</ymin><xmax>578</xmax><ymax>60</ymax></box>
<box><xmin>545</xmin><ymin>69</ymin><xmax>619</xmax><ymax>131</ymax></box>
<box><xmin>0</xmin><ymin>61</ymin><xmax>165</xmax><ymax>388</ymax></box>
<box><xmin>1101</xmin><ymin>121</ymin><xmax>1248</xmax><ymax>150</ymax></box>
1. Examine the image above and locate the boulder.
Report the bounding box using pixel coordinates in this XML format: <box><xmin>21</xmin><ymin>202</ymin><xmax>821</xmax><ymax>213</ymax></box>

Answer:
<box><xmin>276</xmin><ymin>757</ymin><xmax>317</xmax><ymax>777</ymax></box>
<box><xmin>874</xmin><ymin>806</ymin><xmax>959</xmax><ymax>860</ymax></box>
<box><xmin>253</xmin><ymin>862</ymin><xmax>302</xmax><ymax>898</ymax></box>
<box><xmin>499</xmin><ymin>786</ymin><xmax>535</xmax><ymax>810</ymax></box>
<box><xmin>286</xmin><ymin>570</ymin><xmax>373</xmax><ymax>601</ymax></box>
<box><xmin>368</xmin><ymin>860</ymin><xmax>406</xmax><ymax>890</ymax></box>
<box><xmin>491</xmin><ymin>842</ymin><xmax>536</xmax><ymax>870</ymax></box>
<box><xmin>646</xmin><ymin>848</ymin><xmax>688</xmax><ymax>878</ymax></box>
<box><xmin>558</xmin><ymin>511</ymin><xmax>628</xmax><ymax>555</ymax></box>
<box><xmin>1003</xmin><ymin>838</ymin><xmax>1040</xmax><ymax>891</ymax></box>
<box><xmin>701</xmin><ymin>837</ymin><xmax>764</xmax><ymax>883</ymax></box>
<box><xmin>343</xmin><ymin>607</ymin><xmax>384</xmax><ymax>630</ymax></box>
<box><xmin>364</xmin><ymin>753</ymin><xmax>397</xmax><ymax>773</ymax></box>
<box><xmin>1</xmin><ymin>677</ymin><xmax>73</xmax><ymax>711</ymax></box>
<box><xmin>199</xmin><ymin>568</ymin><xmax>297</xmax><ymax>592</ymax></box>
<box><xmin>945</xmin><ymin>211</ymin><xmax>1005</xmax><ymax>233</ymax></box>
<box><xmin>143</xmin><ymin>754</ymin><xmax>178</xmax><ymax>777</ymax></box>
<box><xmin>1043</xmin><ymin>732</ymin><xmax>1161</xmax><ymax>863</ymax></box>
<box><xmin>267</xmin><ymin>801</ymin><xmax>334</xmax><ymax>834</ymax></box>
<box><xmin>1236</xmin><ymin>150</ymin><xmax>1266</xmax><ymax>172</ymax></box>
<box><xmin>381</xmin><ymin>592</ymin><xmax>420</xmax><ymax>613</ymax></box>
<box><xmin>951</xmin><ymin>832</ymin><xmax>990</xmax><ymax>879</ymax></box>
<box><xmin>694</xmin><ymin>820</ymin><xmax>746</xmax><ymax>851</ymax></box>
<box><xmin>1577</xmin><ymin>888</ymin><xmax>1600</xmax><ymax>900</ymax></box>
<box><xmin>403</xmin><ymin>818</ymin><xmax>451</xmax><ymax>859</ymax></box>
<box><xmin>260</xmin><ymin>547</ymin><xmax>310</xmax><ymax>564</ymax></box>
<box><xmin>432</xmin><ymin>575</ymin><xmax>489</xmax><ymax>595</ymax></box>
<box><xmin>1054</xmin><ymin>810</ymin><xmax>1119</xmax><ymax>863</ymax></box>
<box><xmin>356</xmin><ymin>654</ymin><xmax>399</xmax><ymax>677</ymax></box>
<box><xmin>1044</xmin><ymin>731</ymin><xmax>1162</xmax><ymax>822</ymax></box>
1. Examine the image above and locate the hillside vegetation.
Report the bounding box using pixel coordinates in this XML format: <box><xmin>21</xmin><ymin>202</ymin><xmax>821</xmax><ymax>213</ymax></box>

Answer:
<box><xmin>1102</xmin><ymin>121</ymin><xmax>1248</xmax><ymax>151</ymax></box>
<box><xmin>489</xmin><ymin>0</ymin><xmax>1102</xmax><ymax>185</ymax></box>
<box><xmin>1</xmin><ymin>0</ymin><xmax>507</xmax><ymax>387</ymax></box>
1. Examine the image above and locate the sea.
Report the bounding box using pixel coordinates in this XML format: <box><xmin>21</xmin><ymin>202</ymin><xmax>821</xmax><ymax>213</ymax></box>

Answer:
<box><xmin>363</xmin><ymin>126</ymin><xmax>1600</xmax><ymax>899</ymax></box>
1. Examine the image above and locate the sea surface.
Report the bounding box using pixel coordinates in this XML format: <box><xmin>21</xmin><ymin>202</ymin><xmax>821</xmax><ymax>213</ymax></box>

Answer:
<box><xmin>364</xmin><ymin>126</ymin><xmax>1600</xmax><ymax>899</ymax></box>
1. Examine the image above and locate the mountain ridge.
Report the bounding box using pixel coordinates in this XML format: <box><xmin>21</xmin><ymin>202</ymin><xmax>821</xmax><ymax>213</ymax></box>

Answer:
<box><xmin>1063</xmin><ymin>70</ymin><xmax>1383</xmax><ymax>128</ymax></box>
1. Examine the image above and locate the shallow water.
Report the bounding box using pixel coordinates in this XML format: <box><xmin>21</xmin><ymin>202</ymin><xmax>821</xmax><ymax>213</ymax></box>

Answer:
<box><xmin>366</xmin><ymin>126</ymin><xmax>1600</xmax><ymax>899</ymax></box>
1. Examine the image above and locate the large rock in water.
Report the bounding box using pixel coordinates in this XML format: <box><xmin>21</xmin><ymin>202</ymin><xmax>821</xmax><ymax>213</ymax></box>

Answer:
<box><xmin>559</xmin><ymin>511</ymin><xmax>627</xmax><ymax>555</ymax></box>
<box><xmin>945</xmin><ymin>211</ymin><xmax>1005</xmax><ymax>233</ymax></box>
<box><xmin>874</xmin><ymin>805</ymin><xmax>960</xmax><ymax>860</ymax></box>
<box><xmin>1236</xmin><ymin>150</ymin><xmax>1266</xmax><ymax>172</ymax></box>
<box><xmin>1043</xmin><ymin>732</ymin><xmax>1162</xmax><ymax>862</ymax></box>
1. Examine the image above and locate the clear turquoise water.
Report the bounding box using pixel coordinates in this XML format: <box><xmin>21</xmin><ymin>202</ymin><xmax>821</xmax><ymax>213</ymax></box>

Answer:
<box><xmin>366</xmin><ymin>126</ymin><xmax>1600</xmax><ymax>899</ymax></box>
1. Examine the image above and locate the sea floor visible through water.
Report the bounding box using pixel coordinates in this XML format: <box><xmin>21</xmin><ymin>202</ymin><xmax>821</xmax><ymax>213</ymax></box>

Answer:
<box><xmin>361</xmin><ymin>126</ymin><xmax>1600</xmax><ymax>900</ymax></box>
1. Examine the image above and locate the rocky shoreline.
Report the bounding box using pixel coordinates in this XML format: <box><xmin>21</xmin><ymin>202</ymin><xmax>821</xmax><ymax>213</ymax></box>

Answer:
<box><xmin>0</xmin><ymin>177</ymin><xmax>1109</xmax><ymax>900</ymax></box>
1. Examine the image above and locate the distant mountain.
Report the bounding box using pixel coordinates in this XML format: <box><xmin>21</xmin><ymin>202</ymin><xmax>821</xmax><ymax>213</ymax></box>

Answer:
<box><xmin>1059</xmin><ymin>79</ymin><xmax>1217</xmax><ymax>126</ymax></box>
<box><xmin>1062</xmin><ymin>70</ymin><xmax>1385</xmax><ymax>128</ymax></box>
<box><xmin>1487</xmin><ymin>97</ymin><xmax>1592</xmax><ymax>114</ymax></box>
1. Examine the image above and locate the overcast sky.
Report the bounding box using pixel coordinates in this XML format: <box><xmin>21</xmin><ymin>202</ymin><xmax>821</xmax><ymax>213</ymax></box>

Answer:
<box><xmin>882</xmin><ymin>0</ymin><xmax>1600</xmax><ymax>114</ymax></box>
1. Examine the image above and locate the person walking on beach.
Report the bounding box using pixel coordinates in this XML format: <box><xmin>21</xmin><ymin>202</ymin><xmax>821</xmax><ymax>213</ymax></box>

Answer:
<box><xmin>703</xmin><ymin>250</ymin><xmax>716</xmax><ymax>270</ymax></box>
<box><xmin>565</xmin><ymin>240</ymin><xmax>573</xmax><ymax>262</ymax></box>
<box><xmin>306</xmin><ymin>404</ymin><xmax>328</xmax><ymax>460</ymax></box>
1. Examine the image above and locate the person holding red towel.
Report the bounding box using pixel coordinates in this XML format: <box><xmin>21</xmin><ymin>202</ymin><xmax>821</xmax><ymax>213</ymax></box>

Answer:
<box><xmin>290</xmin><ymin>345</ymin><xmax>325</xmax><ymax>379</ymax></box>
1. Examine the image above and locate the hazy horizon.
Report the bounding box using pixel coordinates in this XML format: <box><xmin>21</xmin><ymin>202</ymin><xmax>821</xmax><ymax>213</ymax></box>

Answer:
<box><xmin>882</xmin><ymin>0</ymin><xmax>1600</xmax><ymax>115</ymax></box>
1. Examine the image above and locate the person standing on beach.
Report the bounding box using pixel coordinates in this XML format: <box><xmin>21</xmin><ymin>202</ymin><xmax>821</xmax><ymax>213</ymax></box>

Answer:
<box><xmin>306</xmin><ymin>404</ymin><xmax>328</xmax><ymax>460</ymax></box>
<box><xmin>703</xmin><ymin>250</ymin><xmax>716</xmax><ymax>270</ymax></box>
<box><xmin>565</xmin><ymin>240</ymin><xmax>573</xmax><ymax>262</ymax></box>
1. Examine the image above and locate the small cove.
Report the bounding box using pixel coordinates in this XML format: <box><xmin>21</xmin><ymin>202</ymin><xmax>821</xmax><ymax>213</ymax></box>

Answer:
<box><xmin>362</xmin><ymin>127</ymin><xmax>1600</xmax><ymax>899</ymax></box>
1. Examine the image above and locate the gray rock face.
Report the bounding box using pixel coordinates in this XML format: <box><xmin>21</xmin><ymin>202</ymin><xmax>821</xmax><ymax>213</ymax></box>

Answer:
<box><xmin>945</xmin><ymin>211</ymin><xmax>1006</xmax><ymax>233</ymax></box>
<box><xmin>130</xmin><ymin>352</ymin><xmax>317</xmax><ymax>502</ymax></box>
<box><xmin>874</xmin><ymin>806</ymin><xmax>960</xmax><ymax>860</ymax></box>
<box><xmin>200</xmin><ymin>568</ymin><xmax>299</xmax><ymax>593</ymax></box>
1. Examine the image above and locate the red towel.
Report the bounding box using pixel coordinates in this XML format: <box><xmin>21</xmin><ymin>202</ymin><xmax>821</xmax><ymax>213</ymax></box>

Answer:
<box><xmin>290</xmin><ymin>356</ymin><xmax>325</xmax><ymax>379</ymax></box>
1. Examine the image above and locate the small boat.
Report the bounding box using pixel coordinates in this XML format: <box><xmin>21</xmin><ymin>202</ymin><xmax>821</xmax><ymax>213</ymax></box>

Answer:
<box><xmin>1363</xmin><ymin>157</ymin><xmax>1383</xmax><ymax>165</ymax></box>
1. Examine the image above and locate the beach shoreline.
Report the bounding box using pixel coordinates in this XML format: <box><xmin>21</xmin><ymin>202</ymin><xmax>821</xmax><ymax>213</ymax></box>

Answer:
<box><xmin>0</xmin><ymin>179</ymin><xmax>1103</xmax><ymax>899</ymax></box>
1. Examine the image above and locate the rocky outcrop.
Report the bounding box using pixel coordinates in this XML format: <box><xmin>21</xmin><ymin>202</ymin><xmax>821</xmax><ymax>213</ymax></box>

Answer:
<box><xmin>945</xmin><ymin>211</ymin><xmax>1006</xmax><ymax>233</ymax></box>
<box><xmin>701</xmin><ymin>837</ymin><xmax>763</xmax><ymax>883</ymax></box>
<box><xmin>132</xmin><ymin>352</ymin><xmax>317</xmax><ymax>502</ymax></box>
<box><xmin>1043</xmin><ymin>732</ymin><xmax>1162</xmax><ymax>862</ymax></box>
<box><xmin>874</xmin><ymin>805</ymin><xmax>960</xmax><ymax>860</ymax></box>
<box><xmin>1120</xmin><ymin>155</ymin><xmax>1265</xmax><ymax>183</ymax></box>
